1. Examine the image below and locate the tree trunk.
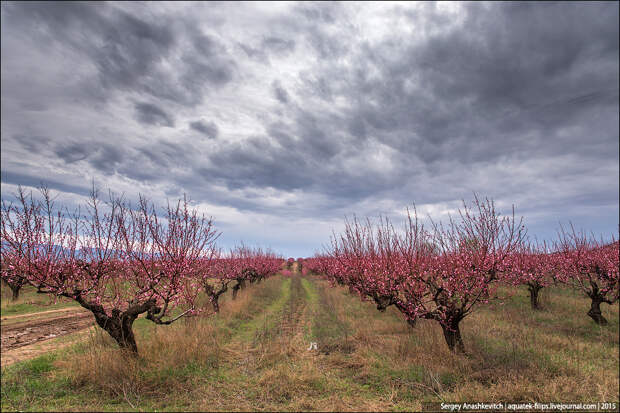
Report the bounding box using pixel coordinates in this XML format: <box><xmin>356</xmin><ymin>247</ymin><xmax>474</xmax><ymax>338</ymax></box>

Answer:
<box><xmin>527</xmin><ymin>283</ymin><xmax>542</xmax><ymax>310</ymax></box>
<box><xmin>118</xmin><ymin>317</ymin><xmax>139</xmax><ymax>353</ymax></box>
<box><xmin>74</xmin><ymin>296</ymin><xmax>159</xmax><ymax>355</ymax></box>
<box><xmin>92</xmin><ymin>311</ymin><xmax>139</xmax><ymax>354</ymax></box>
<box><xmin>205</xmin><ymin>283</ymin><xmax>227</xmax><ymax>313</ymax></box>
<box><xmin>232</xmin><ymin>279</ymin><xmax>245</xmax><ymax>300</ymax></box>
<box><xmin>373</xmin><ymin>294</ymin><xmax>393</xmax><ymax>312</ymax></box>
<box><xmin>440</xmin><ymin>319</ymin><xmax>465</xmax><ymax>353</ymax></box>
<box><xmin>587</xmin><ymin>296</ymin><xmax>608</xmax><ymax>326</ymax></box>
<box><xmin>10</xmin><ymin>285</ymin><xmax>20</xmax><ymax>301</ymax></box>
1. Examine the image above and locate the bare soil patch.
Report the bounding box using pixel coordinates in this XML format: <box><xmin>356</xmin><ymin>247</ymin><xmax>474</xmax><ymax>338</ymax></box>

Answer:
<box><xmin>1</xmin><ymin>310</ymin><xmax>94</xmax><ymax>353</ymax></box>
<box><xmin>1</xmin><ymin>327</ymin><xmax>96</xmax><ymax>367</ymax></box>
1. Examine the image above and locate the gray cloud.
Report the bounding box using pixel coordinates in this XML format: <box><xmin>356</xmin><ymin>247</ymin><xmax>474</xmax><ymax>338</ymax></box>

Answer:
<box><xmin>134</xmin><ymin>102</ymin><xmax>175</xmax><ymax>127</ymax></box>
<box><xmin>1</xmin><ymin>1</ymin><xmax>235</xmax><ymax>107</ymax></box>
<box><xmin>190</xmin><ymin>120</ymin><xmax>219</xmax><ymax>139</ymax></box>
<box><xmin>54</xmin><ymin>142</ymin><xmax>90</xmax><ymax>164</ymax></box>
<box><xmin>262</xmin><ymin>36</ymin><xmax>296</xmax><ymax>55</ymax></box>
<box><xmin>272</xmin><ymin>80</ymin><xmax>290</xmax><ymax>104</ymax></box>
<box><xmin>14</xmin><ymin>135</ymin><xmax>51</xmax><ymax>154</ymax></box>
<box><xmin>88</xmin><ymin>144</ymin><xmax>125</xmax><ymax>175</ymax></box>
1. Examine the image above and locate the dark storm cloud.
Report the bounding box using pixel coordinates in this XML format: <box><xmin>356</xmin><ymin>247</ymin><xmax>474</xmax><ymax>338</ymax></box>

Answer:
<box><xmin>191</xmin><ymin>1</ymin><xmax>618</xmax><ymax>221</ymax></box>
<box><xmin>271</xmin><ymin>80</ymin><xmax>290</xmax><ymax>104</ymax></box>
<box><xmin>294</xmin><ymin>112</ymin><xmax>341</xmax><ymax>159</ymax></box>
<box><xmin>293</xmin><ymin>2</ymin><xmax>352</xmax><ymax>60</ymax></box>
<box><xmin>190</xmin><ymin>120</ymin><xmax>219</xmax><ymax>139</ymax></box>
<box><xmin>198</xmin><ymin>134</ymin><xmax>312</xmax><ymax>192</ymax></box>
<box><xmin>88</xmin><ymin>144</ymin><xmax>125</xmax><ymax>175</ymax></box>
<box><xmin>296</xmin><ymin>2</ymin><xmax>338</xmax><ymax>24</ymax></box>
<box><xmin>273</xmin><ymin>1</ymin><xmax>618</xmax><ymax>182</ymax></box>
<box><xmin>1</xmin><ymin>170</ymin><xmax>91</xmax><ymax>199</ymax></box>
<box><xmin>180</xmin><ymin>31</ymin><xmax>236</xmax><ymax>93</ymax></box>
<box><xmin>51</xmin><ymin>140</ymin><xmax>124</xmax><ymax>175</ymax></box>
<box><xmin>110</xmin><ymin>139</ymin><xmax>202</xmax><ymax>185</ymax></box>
<box><xmin>238</xmin><ymin>43</ymin><xmax>268</xmax><ymax>62</ymax></box>
<box><xmin>237</xmin><ymin>36</ymin><xmax>295</xmax><ymax>65</ymax></box>
<box><xmin>198</xmin><ymin>111</ymin><xmax>388</xmax><ymax>203</ymax></box>
<box><xmin>54</xmin><ymin>142</ymin><xmax>90</xmax><ymax>164</ymax></box>
<box><xmin>346</xmin><ymin>114</ymin><xmax>367</xmax><ymax>139</ymax></box>
<box><xmin>359</xmin><ymin>2</ymin><xmax>620</xmax><ymax>163</ymax></box>
<box><xmin>1</xmin><ymin>1</ymin><xmax>235</xmax><ymax>107</ymax></box>
<box><xmin>134</xmin><ymin>102</ymin><xmax>175</xmax><ymax>127</ymax></box>
<box><xmin>2</xmin><ymin>2</ymin><xmax>172</xmax><ymax>94</ymax></box>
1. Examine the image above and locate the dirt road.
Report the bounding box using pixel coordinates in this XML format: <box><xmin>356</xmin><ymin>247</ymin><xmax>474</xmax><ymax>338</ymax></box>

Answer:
<box><xmin>1</xmin><ymin>309</ymin><xmax>94</xmax><ymax>366</ymax></box>
<box><xmin>1</xmin><ymin>306</ymin><xmax>81</xmax><ymax>322</ymax></box>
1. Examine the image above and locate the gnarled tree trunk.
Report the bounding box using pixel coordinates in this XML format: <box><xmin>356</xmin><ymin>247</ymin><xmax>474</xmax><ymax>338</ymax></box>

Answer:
<box><xmin>232</xmin><ymin>279</ymin><xmax>246</xmax><ymax>300</ymax></box>
<box><xmin>10</xmin><ymin>285</ymin><xmax>21</xmax><ymax>301</ymax></box>
<box><xmin>586</xmin><ymin>282</ymin><xmax>610</xmax><ymax>326</ymax></box>
<box><xmin>2</xmin><ymin>278</ymin><xmax>23</xmax><ymax>301</ymax></box>
<box><xmin>211</xmin><ymin>298</ymin><xmax>220</xmax><ymax>313</ymax></box>
<box><xmin>75</xmin><ymin>296</ymin><xmax>159</xmax><ymax>355</ymax></box>
<box><xmin>441</xmin><ymin>320</ymin><xmax>465</xmax><ymax>353</ymax></box>
<box><xmin>436</xmin><ymin>311</ymin><xmax>465</xmax><ymax>353</ymax></box>
<box><xmin>204</xmin><ymin>282</ymin><xmax>228</xmax><ymax>313</ymax></box>
<box><xmin>92</xmin><ymin>311</ymin><xmax>139</xmax><ymax>353</ymax></box>
<box><xmin>527</xmin><ymin>282</ymin><xmax>543</xmax><ymax>310</ymax></box>
<box><xmin>373</xmin><ymin>294</ymin><xmax>394</xmax><ymax>312</ymax></box>
<box><xmin>587</xmin><ymin>295</ymin><xmax>608</xmax><ymax>326</ymax></box>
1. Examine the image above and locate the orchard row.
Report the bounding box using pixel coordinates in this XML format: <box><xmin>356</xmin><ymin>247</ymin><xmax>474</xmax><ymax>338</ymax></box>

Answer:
<box><xmin>1</xmin><ymin>187</ymin><xmax>283</xmax><ymax>354</ymax></box>
<box><xmin>303</xmin><ymin>196</ymin><xmax>618</xmax><ymax>353</ymax></box>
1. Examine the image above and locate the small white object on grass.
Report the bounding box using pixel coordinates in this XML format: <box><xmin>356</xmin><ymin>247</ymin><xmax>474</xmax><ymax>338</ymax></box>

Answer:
<box><xmin>307</xmin><ymin>342</ymin><xmax>318</xmax><ymax>351</ymax></box>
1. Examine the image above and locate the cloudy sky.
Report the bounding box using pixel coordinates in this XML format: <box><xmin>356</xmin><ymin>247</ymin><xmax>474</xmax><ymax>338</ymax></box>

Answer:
<box><xmin>1</xmin><ymin>1</ymin><xmax>618</xmax><ymax>256</ymax></box>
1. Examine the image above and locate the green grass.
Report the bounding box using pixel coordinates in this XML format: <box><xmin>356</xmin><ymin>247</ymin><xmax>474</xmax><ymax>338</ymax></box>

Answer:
<box><xmin>1</xmin><ymin>353</ymin><xmax>87</xmax><ymax>411</ymax></box>
<box><xmin>303</xmin><ymin>278</ymin><xmax>353</xmax><ymax>352</ymax></box>
<box><xmin>1</xmin><ymin>285</ymin><xmax>78</xmax><ymax>317</ymax></box>
<box><xmin>233</xmin><ymin>277</ymin><xmax>291</xmax><ymax>343</ymax></box>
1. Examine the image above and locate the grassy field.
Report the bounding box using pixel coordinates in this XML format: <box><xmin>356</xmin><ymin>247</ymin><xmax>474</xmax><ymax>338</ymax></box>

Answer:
<box><xmin>1</xmin><ymin>285</ymin><xmax>78</xmax><ymax>318</ymax></box>
<box><xmin>1</xmin><ymin>274</ymin><xmax>618</xmax><ymax>411</ymax></box>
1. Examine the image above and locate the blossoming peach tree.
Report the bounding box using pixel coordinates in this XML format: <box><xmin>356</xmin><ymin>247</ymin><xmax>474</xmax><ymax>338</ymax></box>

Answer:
<box><xmin>1</xmin><ymin>186</ymin><xmax>219</xmax><ymax>354</ymax></box>
<box><xmin>503</xmin><ymin>241</ymin><xmax>557</xmax><ymax>310</ymax></box>
<box><xmin>555</xmin><ymin>225</ymin><xmax>619</xmax><ymax>325</ymax></box>
<box><xmin>320</xmin><ymin>197</ymin><xmax>526</xmax><ymax>353</ymax></box>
